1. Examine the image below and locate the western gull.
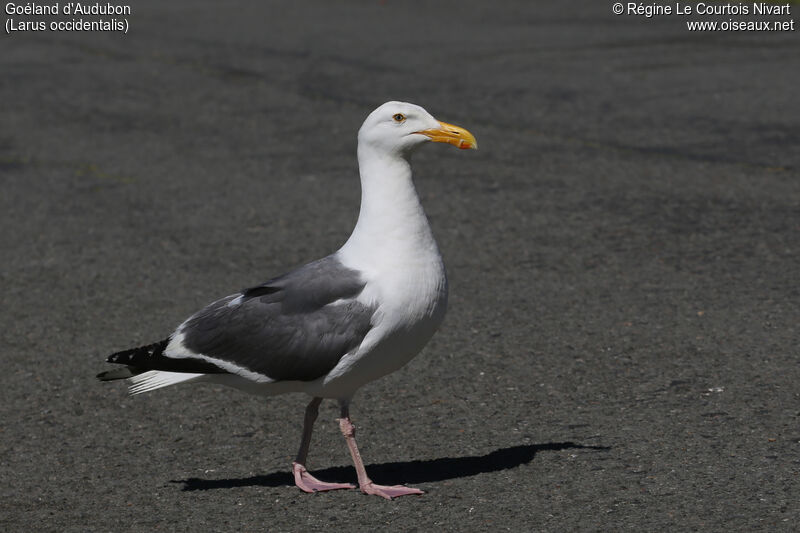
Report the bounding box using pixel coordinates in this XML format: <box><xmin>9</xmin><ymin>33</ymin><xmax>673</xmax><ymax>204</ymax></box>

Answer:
<box><xmin>97</xmin><ymin>101</ymin><xmax>477</xmax><ymax>499</ymax></box>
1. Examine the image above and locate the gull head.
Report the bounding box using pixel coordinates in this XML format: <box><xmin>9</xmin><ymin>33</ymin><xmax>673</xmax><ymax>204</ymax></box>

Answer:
<box><xmin>358</xmin><ymin>101</ymin><xmax>477</xmax><ymax>156</ymax></box>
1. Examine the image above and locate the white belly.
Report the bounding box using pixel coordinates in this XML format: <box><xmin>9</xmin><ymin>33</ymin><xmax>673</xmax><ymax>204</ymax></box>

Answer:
<box><xmin>310</xmin><ymin>262</ymin><xmax>448</xmax><ymax>399</ymax></box>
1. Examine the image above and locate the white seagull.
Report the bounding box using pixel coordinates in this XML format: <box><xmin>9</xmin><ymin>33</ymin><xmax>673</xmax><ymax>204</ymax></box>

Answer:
<box><xmin>98</xmin><ymin>101</ymin><xmax>477</xmax><ymax>499</ymax></box>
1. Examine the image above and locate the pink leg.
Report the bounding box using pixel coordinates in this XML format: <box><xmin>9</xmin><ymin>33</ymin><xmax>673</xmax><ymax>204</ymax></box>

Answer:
<box><xmin>338</xmin><ymin>401</ymin><xmax>424</xmax><ymax>500</ymax></box>
<box><xmin>293</xmin><ymin>397</ymin><xmax>355</xmax><ymax>493</ymax></box>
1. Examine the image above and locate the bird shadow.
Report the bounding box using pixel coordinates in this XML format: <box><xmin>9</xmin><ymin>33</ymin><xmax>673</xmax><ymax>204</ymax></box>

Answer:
<box><xmin>171</xmin><ymin>441</ymin><xmax>609</xmax><ymax>491</ymax></box>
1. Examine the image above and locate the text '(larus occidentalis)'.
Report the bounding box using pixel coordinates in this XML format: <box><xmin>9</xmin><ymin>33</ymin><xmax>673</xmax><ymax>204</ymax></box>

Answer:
<box><xmin>97</xmin><ymin>101</ymin><xmax>477</xmax><ymax>499</ymax></box>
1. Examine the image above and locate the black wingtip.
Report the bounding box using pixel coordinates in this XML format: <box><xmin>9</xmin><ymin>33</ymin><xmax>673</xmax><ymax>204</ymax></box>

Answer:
<box><xmin>100</xmin><ymin>338</ymin><xmax>226</xmax><ymax>376</ymax></box>
<box><xmin>105</xmin><ymin>339</ymin><xmax>169</xmax><ymax>366</ymax></box>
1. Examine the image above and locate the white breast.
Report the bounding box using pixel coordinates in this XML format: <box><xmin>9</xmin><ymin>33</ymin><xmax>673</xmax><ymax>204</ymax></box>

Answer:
<box><xmin>312</xmin><ymin>239</ymin><xmax>447</xmax><ymax>398</ymax></box>
<box><xmin>306</xmin><ymin>140</ymin><xmax>449</xmax><ymax>399</ymax></box>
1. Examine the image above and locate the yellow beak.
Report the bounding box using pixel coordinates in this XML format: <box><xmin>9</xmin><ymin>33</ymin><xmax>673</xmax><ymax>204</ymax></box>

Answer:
<box><xmin>416</xmin><ymin>120</ymin><xmax>478</xmax><ymax>150</ymax></box>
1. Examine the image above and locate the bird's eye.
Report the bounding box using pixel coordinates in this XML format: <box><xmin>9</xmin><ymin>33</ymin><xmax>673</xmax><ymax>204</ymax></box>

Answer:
<box><xmin>392</xmin><ymin>113</ymin><xmax>406</xmax><ymax>123</ymax></box>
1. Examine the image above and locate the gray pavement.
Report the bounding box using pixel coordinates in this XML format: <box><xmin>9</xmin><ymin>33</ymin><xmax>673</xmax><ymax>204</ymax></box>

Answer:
<box><xmin>2</xmin><ymin>1</ymin><xmax>799</xmax><ymax>531</ymax></box>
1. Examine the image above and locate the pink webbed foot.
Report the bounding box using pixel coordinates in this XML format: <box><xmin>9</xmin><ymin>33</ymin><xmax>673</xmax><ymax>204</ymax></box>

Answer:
<box><xmin>360</xmin><ymin>481</ymin><xmax>425</xmax><ymax>500</ymax></box>
<box><xmin>292</xmin><ymin>462</ymin><xmax>356</xmax><ymax>493</ymax></box>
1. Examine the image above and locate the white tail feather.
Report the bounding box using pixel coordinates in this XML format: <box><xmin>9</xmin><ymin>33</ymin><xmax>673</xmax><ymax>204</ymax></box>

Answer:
<box><xmin>128</xmin><ymin>371</ymin><xmax>205</xmax><ymax>395</ymax></box>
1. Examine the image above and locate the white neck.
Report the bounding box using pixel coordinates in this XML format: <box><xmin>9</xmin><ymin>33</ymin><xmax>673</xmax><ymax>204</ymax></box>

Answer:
<box><xmin>338</xmin><ymin>144</ymin><xmax>440</xmax><ymax>271</ymax></box>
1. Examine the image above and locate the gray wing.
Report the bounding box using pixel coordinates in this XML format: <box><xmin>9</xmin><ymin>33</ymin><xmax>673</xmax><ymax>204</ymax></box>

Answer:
<box><xmin>178</xmin><ymin>255</ymin><xmax>374</xmax><ymax>382</ymax></box>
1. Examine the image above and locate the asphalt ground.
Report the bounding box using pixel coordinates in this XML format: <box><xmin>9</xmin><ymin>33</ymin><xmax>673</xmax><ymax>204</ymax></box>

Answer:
<box><xmin>2</xmin><ymin>1</ymin><xmax>799</xmax><ymax>531</ymax></box>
